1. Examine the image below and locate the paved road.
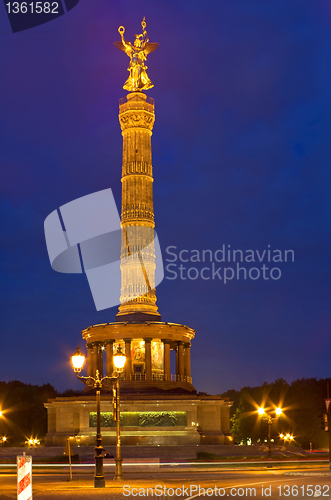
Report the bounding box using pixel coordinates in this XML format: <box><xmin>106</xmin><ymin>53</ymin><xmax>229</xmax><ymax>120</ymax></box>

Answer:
<box><xmin>2</xmin><ymin>468</ymin><xmax>331</xmax><ymax>500</ymax></box>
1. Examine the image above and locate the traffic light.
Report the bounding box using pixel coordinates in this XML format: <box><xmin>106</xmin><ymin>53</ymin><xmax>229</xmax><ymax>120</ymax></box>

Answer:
<box><xmin>323</xmin><ymin>413</ymin><xmax>329</xmax><ymax>432</ymax></box>
<box><xmin>319</xmin><ymin>414</ymin><xmax>329</xmax><ymax>431</ymax></box>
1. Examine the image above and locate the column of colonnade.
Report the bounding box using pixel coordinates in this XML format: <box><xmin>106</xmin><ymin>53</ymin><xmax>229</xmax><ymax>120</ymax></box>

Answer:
<box><xmin>145</xmin><ymin>338</ymin><xmax>152</xmax><ymax>381</ymax></box>
<box><xmin>85</xmin><ymin>339</ymin><xmax>192</xmax><ymax>383</ymax></box>
<box><xmin>106</xmin><ymin>341</ymin><xmax>113</xmax><ymax>377</ymax></box>
<box><xmin>124</xmin><ymin>339</ymin><xmax>132</xmax><ymax>381</ymax></box>
<box><xmin>163</xmin><ymin>340</ymin><xmax>171</xmax><ymax>381</ymax></box>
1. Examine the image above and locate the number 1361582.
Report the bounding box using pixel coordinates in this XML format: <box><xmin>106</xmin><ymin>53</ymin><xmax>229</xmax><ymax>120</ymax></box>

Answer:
<box><xmin>6</xmin><ymin>2</ymin><xmax>59</xmax><ymax>14</ymax></box>
<box><xmin>278</xmin><ymin>485</ymin><xmax>329</xmax><ymax>497</ymax></box>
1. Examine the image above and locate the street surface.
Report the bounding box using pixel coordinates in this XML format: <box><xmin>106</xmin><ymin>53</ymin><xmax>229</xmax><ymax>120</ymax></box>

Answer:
<box><xmin>1</xmin><ymin>467</ymin><xmax>331</xmax><ymax>500</ymax></box>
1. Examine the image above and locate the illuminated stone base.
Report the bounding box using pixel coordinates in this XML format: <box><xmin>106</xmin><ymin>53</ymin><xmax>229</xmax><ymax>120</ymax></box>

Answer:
<box><xmin>44</xmin><ymin>394</ymin><xmax>232</xmax><ymax>446</ymax></box>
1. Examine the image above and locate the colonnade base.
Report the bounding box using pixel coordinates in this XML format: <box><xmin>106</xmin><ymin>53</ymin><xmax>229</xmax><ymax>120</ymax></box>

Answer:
<box><xmin>44</xmin><ymin>394</ymin><xmax>233</xmax><ymax>446</ymax></box>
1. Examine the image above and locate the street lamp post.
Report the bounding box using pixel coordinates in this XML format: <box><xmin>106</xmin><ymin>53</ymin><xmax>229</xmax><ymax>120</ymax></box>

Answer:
<box><xmin>71</xmin><ymin>345</ymin><xmax>126</xmax><ymax>487</ymax></box>
<box><xmin>114</xmin><ymin>374</ymin><xmax>122</xmax><ymax>480</ymax></box>
<box><xmin>112</xmin><ymin>348</ymin><xmax>126</xmax><ymax>480</ymax></box>
<box><xmin>258</xmin><ymin>407</ymin><xmax>282</xmax><ymax>461</ymax></box>
<box><xmin>267</xmin><ymin>416</ymin><xmax>272</xmax><ymax>459</ymax></box>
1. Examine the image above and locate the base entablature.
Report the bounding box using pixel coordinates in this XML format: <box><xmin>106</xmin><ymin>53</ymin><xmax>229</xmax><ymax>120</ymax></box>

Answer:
<box><xmin>82</xmin><ymin>321</ymin><xmax>195</xmax><ymax>343</ymax></box>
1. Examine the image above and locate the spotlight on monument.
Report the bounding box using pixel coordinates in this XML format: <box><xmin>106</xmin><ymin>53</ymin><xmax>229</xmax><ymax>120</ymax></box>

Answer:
<box><xmin>71</xmin><ymin>346</ymin><xmax>85</xmax><ymax>373</ymax></box>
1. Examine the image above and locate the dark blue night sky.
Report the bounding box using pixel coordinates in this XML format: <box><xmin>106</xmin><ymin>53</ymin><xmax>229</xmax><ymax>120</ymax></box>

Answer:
<box><xmin>1</xmin><ymin>0</ymin><xmax>331</xmax><ymax>394</ymax></box>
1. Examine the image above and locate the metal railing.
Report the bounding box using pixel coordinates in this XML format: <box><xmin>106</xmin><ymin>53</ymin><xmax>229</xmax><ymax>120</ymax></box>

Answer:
<box><xmin>99</xmin><ymin>372</ymin><xmax>192</xmax><ymax>383</ymax></box>
<box><xmin>171</xmin><ymin>375</ymin><xmax>192</xmax><ymax>383</ymax></box>
<box><xmin>131</xmin><ymin>373</ymin><xmax>146</xmax><ymax>381</ymax></box>
<box><xmin>128</xmin><ymin>373</ymin><xmax>192</xmax><ymax>383</ymax></box>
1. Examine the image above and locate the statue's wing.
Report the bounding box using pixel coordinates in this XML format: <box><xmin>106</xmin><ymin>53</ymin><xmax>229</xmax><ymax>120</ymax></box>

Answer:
<box><xmin>145</xmin><ymin>42</ymin><xmax>159</xmax><ymax>54</ymax></box>
<box><xmin>114</xmin><ymin>41</ymin><xmax>126</xmax><ymax>52</ymax></box>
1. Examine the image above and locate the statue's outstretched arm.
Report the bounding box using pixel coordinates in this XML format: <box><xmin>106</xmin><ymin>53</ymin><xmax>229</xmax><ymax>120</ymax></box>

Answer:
<box><xmin>143</xmin><ymin>31</ymin><xmax>149</xmax><ymax>45</ymax></box>
<box><xmin>118</xmin><ymin>26</ymin><xmax>130</xmax><ymax>51</ymax></box>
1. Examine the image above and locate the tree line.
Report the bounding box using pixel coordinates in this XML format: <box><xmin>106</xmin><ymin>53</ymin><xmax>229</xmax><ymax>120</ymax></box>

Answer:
<box><xmin>221</xmin><ymin>377</ymin><xmax>330</xmax><ymax>449</ymax></box>
<box><xmin>0</xmin><ymin>380</ymin><xmax>81</xmax><ymax>446</ymax></box>
<box><xmin>0</xmin><ymin>377</ymin><xmax>329</xmax><ymax>448</ymax></box>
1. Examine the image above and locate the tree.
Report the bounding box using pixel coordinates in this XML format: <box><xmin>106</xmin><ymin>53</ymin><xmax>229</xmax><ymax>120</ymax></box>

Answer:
<box><xmin>0</xmin><ymin>380</ymin><xmax>58</xmax><ymax>445</ymax></box>
<box><xmin>225</xmin><ymin>377</ymin><xmax>329</xmax><ymax>448</ymax></box>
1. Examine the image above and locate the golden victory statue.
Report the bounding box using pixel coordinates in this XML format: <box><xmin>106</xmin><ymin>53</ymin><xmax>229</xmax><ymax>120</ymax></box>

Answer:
<box><xmin>114</xmin><ymin>17</ymin><xmax>158</xmax><ymax>91</ymax></box>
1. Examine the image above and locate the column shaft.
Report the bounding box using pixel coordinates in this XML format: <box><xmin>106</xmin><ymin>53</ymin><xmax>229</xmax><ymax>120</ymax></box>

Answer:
<box><xmin>176</xmin><ymin>345</ymin><xmax>179</xmax><ymax>379</ymax></box>
<box><xmin>163</xmin><ymin>341</ymin><xmax>171</xmax><ymax>381</ymax></box>
<box><xmin>185</xmin><ymin>344</ymin><xmax>191</xmax><ymax>380</ymax></box>
<box><xmin>106</xmin><ymin>342</ymin><xmax>114</xmax><ymax>376</ymax></box>
<box><xmin>117</xmin><ymin>93</ymin><xmax>159</xmax><ymax>319</ymax></box>
<box><xmin>93</xmin><ymin>344</ymin><xmax>99</xmax><ymax>377</ymax></box>
<box><xmin>145</xmin><ymin>339</ymin><xmax>152</xmax><ymax>381</ymax></box>
<box><xmin>178</xmin><ymin>342</ymin><xmax>184</xmax><ymax>381</ymax></box>
<box><xmin>87</xmin><ymin>344</ymin><xmax>93</xmax><ymax>377</ymax></box>
<box><xmin>125</xmin><ymin>340</ymin><xmax>131</xmax><ymax>381</ymax></box>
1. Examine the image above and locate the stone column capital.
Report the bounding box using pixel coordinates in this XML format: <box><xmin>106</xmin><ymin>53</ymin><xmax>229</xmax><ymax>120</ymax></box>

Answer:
<box><xmin>92</xmin><ymin>341</ymin><xmax>102</xmax><ymax>347</ymax></box>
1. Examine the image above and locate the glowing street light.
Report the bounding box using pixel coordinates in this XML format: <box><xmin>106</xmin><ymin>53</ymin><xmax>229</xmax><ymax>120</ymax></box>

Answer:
<box><xmin>0</xmin><ymin>411</ymin><xmax>5</xmax><ymax>446</ymax></box>
<box><xmin>280</xmin><ymin>432</ymin><xmax>294</xmax><ymax>442</ymax></box>
<box><xmin>25</xmin><ymin>438</ymin><xmax>40</xmax><ymax>447</ymax></box>
<box><xmin>71</xmin><ymin>346</ymin><xmax>85</xmax><ymax>373</ymax></box>
<box><xmin>113</xmin><ymin>346</ymin><xmax>126</xmax><ymax>370</ymax></box>
<box><xmin>257</xmin><ymin>406</ymin><xmax>283</xmax><ymax>460</ymax></box>
<box><xmin>71</xmin><ymin>345</ymin><xmax>126</xmax><ymax>487</ymax></box>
